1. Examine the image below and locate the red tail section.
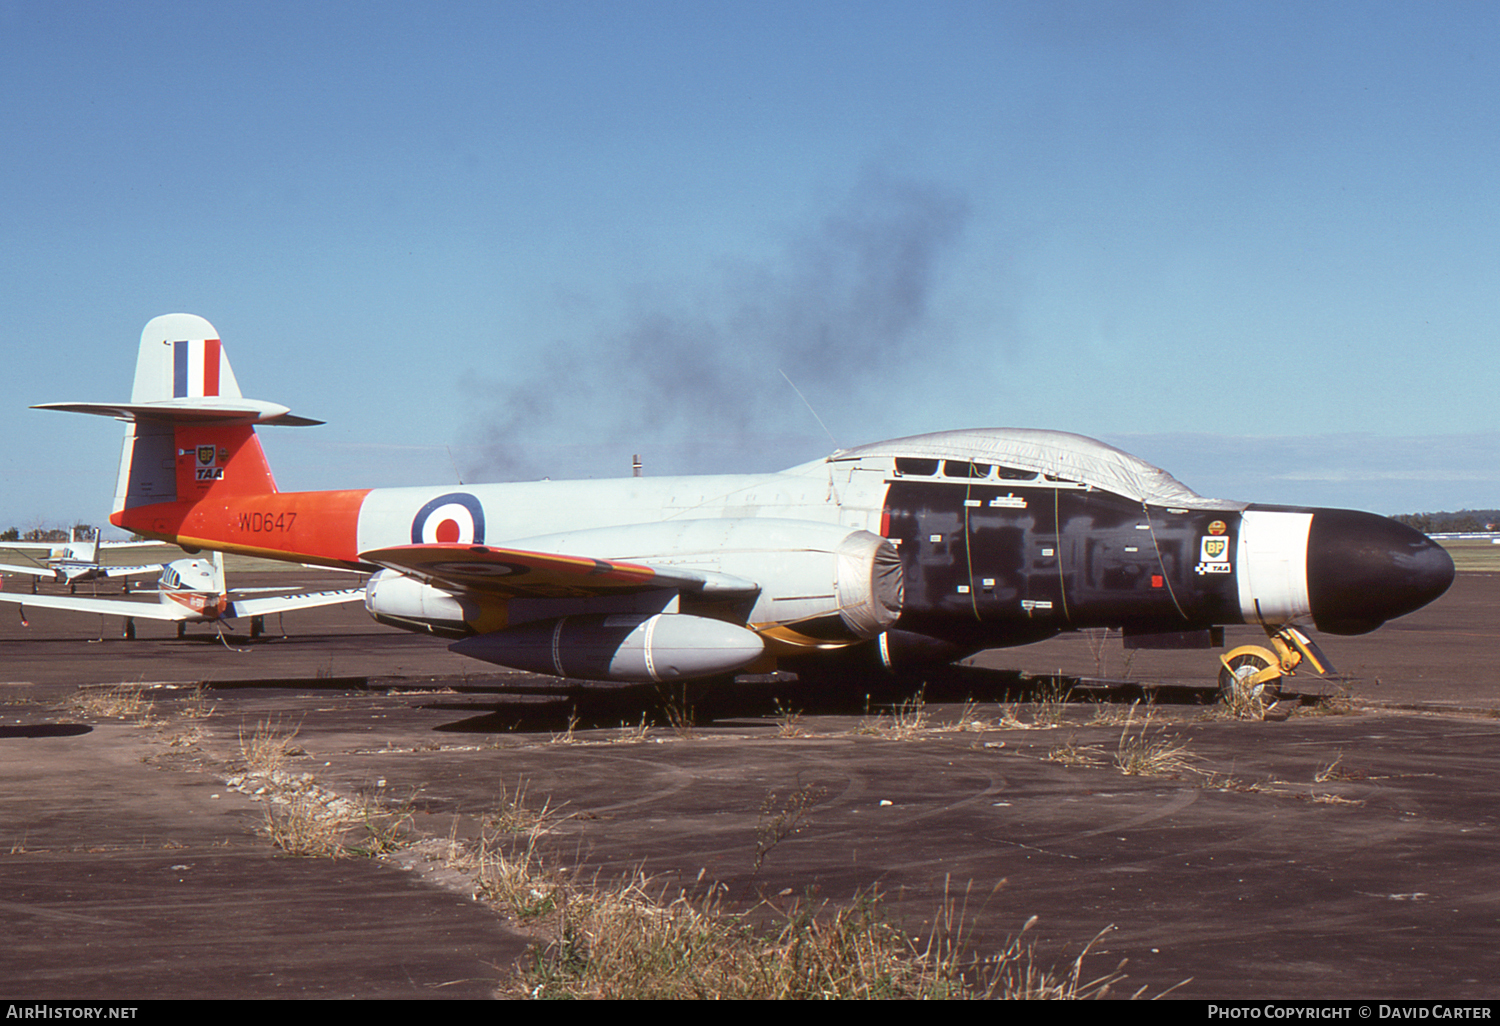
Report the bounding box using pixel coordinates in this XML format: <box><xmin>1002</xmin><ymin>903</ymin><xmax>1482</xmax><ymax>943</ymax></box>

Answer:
<box><xmin>172</xmin><ymin>422</ymin><xmax>279</xmax><ymax>500</ymax></box>
<box><xmin>44</xmin><ymin>314</ymin><xmax>369</xmax><ymax>569</ymax></box>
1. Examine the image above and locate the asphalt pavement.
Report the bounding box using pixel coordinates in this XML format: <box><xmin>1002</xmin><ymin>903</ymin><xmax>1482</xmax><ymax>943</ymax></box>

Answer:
<box><xmin>3</xmin><ymin>569</ymin><xmax>1499</xmax><ymax>999</ymax></box>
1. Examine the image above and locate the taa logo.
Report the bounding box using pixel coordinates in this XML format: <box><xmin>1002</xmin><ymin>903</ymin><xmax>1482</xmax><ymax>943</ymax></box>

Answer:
<box><xmin>194</xmin><ymin>444</ymin><xmax>224</xmax><ymax>481</ymax></box>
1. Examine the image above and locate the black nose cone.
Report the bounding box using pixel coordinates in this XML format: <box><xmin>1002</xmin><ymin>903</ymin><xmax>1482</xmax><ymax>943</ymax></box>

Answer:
<box><xmin>1307</xmin><ymin>509</ymin><xmax>1455</xmax><ymax>635</ymax></box>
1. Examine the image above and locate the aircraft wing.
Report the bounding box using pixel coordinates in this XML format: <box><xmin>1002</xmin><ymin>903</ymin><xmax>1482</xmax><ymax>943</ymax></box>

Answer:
<box><xmin>98</xmin><ymin>563</ymin><xmax>167</xmax><ymax>579</ymax></box>
<box><xmin>0</xmin><ymin>561</ymin><xmax>163</xmax><ymax>580</ymax></box>
<box><xmin>359</xmin><ymin>544</ymin><xmax>759</xmax><ymax>599</ymax></box>
<box><xmin>0</xmin><ymin>562</ymin><xmax>51</xmax><ymax>578</ymax></box>
<box><xmin>224</xmin><ymin>588</ymin><xmax>365</xmax><ymax>619</ymax></box>
<box><xmin>0</xmin><ymin>592</ymin><xmax>193</xmax><ymax>621</ymax></box>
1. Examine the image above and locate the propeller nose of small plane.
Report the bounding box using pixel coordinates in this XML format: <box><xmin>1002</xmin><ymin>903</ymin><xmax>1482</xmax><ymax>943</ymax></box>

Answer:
<box><xmin>1306</xmin><ymin>509</ymin><xmax>1455</xmax><ymax>635</ymax></box>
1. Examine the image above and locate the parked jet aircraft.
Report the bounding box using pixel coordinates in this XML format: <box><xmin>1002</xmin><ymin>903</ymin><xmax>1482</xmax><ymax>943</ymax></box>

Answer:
<box><xmin>0</xmin><ymin>527</ymin><xmax>169</xmax><ymax>592</ymax></box>
<box><xmin>0</xmin><ymin>549</ymin><xmax>362</xmax><ymax>638</ymax></box>
<box><xmin>33</xmin><ymin>314</ymin><xmax>1455</xmax><ymax>696</ymax></box>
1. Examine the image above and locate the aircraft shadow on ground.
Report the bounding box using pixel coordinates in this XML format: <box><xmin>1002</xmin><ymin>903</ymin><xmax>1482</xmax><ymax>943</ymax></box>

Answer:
<box><xmin>420</xmin><ymin>665</ymin><xmax>1226</xmax><ymax>734</ymax></box>
<box><xmin>0</xmin><ymin>723</ymin><xmax>92</xmax><ymax>739</ymax></box>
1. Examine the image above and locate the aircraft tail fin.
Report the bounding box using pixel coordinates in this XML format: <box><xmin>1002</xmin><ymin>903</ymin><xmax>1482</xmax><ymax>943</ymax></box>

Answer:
<box><xmin>34</xmin><ymin>315</ymin><xmax>322</xmax><ymax>517</ymax></box>
<box><xmin>59</xmin><ymin>527</ymin><xmax>100</xmax><ymax>565</ymax></box>
<box><xmin>130</xmin><ymin>313</ymin><xmax>246</xmax><ymax>405</ymax></box>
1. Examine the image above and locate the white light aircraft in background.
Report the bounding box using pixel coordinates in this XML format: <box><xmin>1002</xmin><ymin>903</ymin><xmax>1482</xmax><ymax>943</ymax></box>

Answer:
<box><xmin>0</xmin><ymin>526</ymin><xmax>171</xmax><ymax>592</ymax></box>
<box><xmin>0</xmin><ymin>549</ymin><xmax>363</xmax><ymax>638</ymax></box>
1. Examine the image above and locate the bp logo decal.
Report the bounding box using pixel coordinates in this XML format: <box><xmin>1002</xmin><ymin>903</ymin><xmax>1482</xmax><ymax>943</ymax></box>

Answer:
<box><xmin>411</xmin><ymin>492</ymin><xmax>486</xmax><ymax>545</ymax></box>
<box><xmin>1195</xmin><ymin>533</ymin><xmax>1232</xmax><ymax>575</ymax></box>
<box><xmin>193</xmin><ymin>444</ymin><xmax>223</xmax><ymax>481</ymax></box>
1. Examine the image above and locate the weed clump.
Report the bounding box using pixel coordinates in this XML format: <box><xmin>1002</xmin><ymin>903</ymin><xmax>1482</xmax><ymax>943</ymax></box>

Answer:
<box><xmin>518</xmin><ymin>883</ymin><xmax>963</xmax><ymax>999</ymax></box>
<box><xmin>854</xmin><ymin>691</ymin><xmax>929</xmax><ymax>739</ymax></box>
<box><xmin>753</xmin><ymin>784</ymin><xmax>823</xmax><ymax>873</ymax></box>
<box><xmin>1114</xmin><ymin>718</ymin><xmax>1195</xmax><ymax>777</ymax></box>
<box><xmin>513</xmin><ymin>882</ymin><xmax>1161</xmax><ymax>1000</ymax></box>
<box><xmin>258</xmin><ymin>784</ymin><xmax>414</xmax><ymax>858</ymax></box>
<box><xmin>238</xmin><ymin>717</ymin><xmax>304</xmax><ymax>777</ymax></box>
<box><xmin>67</xmin><ymin>685</ymin><xmax>154</xmax><ymax>722</ymax></box>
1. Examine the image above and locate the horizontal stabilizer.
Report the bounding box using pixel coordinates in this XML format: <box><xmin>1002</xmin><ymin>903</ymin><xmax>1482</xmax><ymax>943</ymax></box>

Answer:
<box><xmin>33</xmin><ymin>400</ymin><xmax>321</xmax><ymax>426</ymax></box>
<box><xmin>36</xmin><ymin>314</ymin><xmax>319</xmax><ymax>426</ymax></box>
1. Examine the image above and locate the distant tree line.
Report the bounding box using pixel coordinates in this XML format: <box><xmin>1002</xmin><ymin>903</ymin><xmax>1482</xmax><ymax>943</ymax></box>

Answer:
<box><xmin>0</xmin><ymin>523</ymin><xmax>96</xmax><ymax>543</ymax></box>
<box><xmin>1394</xmin><ymin>510</ymin><xmax>1500</xmax><ymax>534</ymax></box>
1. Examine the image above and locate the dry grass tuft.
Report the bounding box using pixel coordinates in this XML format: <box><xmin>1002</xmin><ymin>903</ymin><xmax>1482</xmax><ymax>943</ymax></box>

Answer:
<box><xmin>462</xmin><ymin>781</ymin><xmax>569</xmax><ymax>918</ymax></box>
<box><xmin>855</xmin><ymin>691</ymin><xmax>929</xmax><ymax>739</ymax></box>
<box><xmin>752</xmin><ymin>784</ymin><xmax>823</xmax><ymax>873</ymax></box>
<box><xmin>509</xmin><ymin>877</ymin><xmax>1166</xmax><ymax>1000</ymax></box>
<box><xmin>1113</xmin><ymin>718</ymin><xmax>1196</xmax><ymax>778</ymax></box>
<box><xmin>176</xmin><ymin>684</ymin><xmax>216</xmax><ymax>719</ymax></box>
<box><xmin>515</xmin><ymin>881</ymin><xmax>966</xmax><ymax>999</ymax></box>
<box><xmin>548</xmin><ymin>708</ymin><xmax>580</xmax><ymax>745</ymax></box>
<box><xmin>772</xmin><ymin>700</ymin><xmax>806</xmax><ymax>738</ymax></box>
<box><xmin>472</xmin><ymin>823</ymin><xmax>560</xmax><ymax>918</ymax></box>
<box><xmin>983</xmin><ymin>918</ymin><xmax>1174</xmax><ymax>999</ymax></box>
<box><xmin>1044</xmin><ymin>735</ymin><xmax>1108</xmax><ymax>769</ymax></box>
<box><xmin>262</xmin><ymin>791</ymin><xmax>350</xmax><ymax>857</ymax></box>
<box><xmin>656</xmin><ymin>684</ymin><xmax>699</xmax><ymax>739</ymax></box>
<box><xmin>1217</xmin><ymin>688</ymin><xmax>1274</xmax><ymax>721</ymax></box>
<box><xmin>259</xmin><ymin>783</ymin><xmax>415</xmax><ymax>858</ymax></box>
<box><xmin>489</xmin><ymin>777</ymin><xmax>561</xmax><ymax>836</ymax></box>
<box><xmin>465</xmin><ymin>778</ymin><xmax>1173</xmax><ymax>999</ymax></box>
<box><xmin>614</xmin><ymin>714</ymin><xmax>651</xmax><ymax>744</ymax></box>
<box><xmin>67</xmin><ymin>685</ymin><xmax>154</xmax><ymax>723</ymax></box>
<box><xmin>1290</xmin><ymin>688</ymin><xmax>1359</xmax><ymax>718</ymax></box>
<box><xmin>238</xmin><ymin>718</ymin><xmax>304</xmax><ymax>777</ymax></box>
<box><xmin>1087</xmin><ymin>700</ymin><xmax>1148</xmax><ymax>728</ymax></box>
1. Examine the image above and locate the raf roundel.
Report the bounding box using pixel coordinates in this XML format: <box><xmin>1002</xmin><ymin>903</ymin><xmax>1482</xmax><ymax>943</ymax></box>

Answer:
<box><xmin>411</xmin><ymin>492</ymin><xmax>486</xmax><ymax>546</ymax></box>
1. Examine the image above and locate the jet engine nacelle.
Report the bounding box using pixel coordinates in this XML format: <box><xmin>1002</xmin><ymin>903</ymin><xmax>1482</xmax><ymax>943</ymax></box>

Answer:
<box><xmin>451</xmin><ymin>613</ymin><xmax>766</xmax><ymax>683</ymax></box>
<box><xmin>364</xmin><ymin>569</ymin><xmax>472</xmax><ymax>637</ymax></box>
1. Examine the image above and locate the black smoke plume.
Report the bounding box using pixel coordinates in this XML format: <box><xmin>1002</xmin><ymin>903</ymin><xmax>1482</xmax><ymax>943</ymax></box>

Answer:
<box><xmin>462</xmin><ymin>172</ymin><xmax>970</xmax><ymax>481</ymax></box>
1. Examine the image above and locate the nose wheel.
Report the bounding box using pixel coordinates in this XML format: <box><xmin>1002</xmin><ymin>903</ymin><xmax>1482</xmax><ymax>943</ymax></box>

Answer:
<box><xmin>1217</xmin><ymin>625</ymin><xmax>1334</xmax><ymax>706</ymax></box>
<box><xmin>1217</xmin><ymin>647</ymin><xmax>1282</xmax><ymax>705</ymax></box>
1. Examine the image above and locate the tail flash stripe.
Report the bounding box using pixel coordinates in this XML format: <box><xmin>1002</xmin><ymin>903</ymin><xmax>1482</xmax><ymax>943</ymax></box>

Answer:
<box><xmin>171</xmin><ymin>339</ymin><xmax>223</xmax><ymax>398</ymax></box>
<box><xmin>173</xmin><ymin>341</ymin><xmax>188</xmax><ymax>398</ymax></box>
<box><xmin>203</xmin><ymin>338</ymin><xmax>220</xmax><ymax>396</ymax></box>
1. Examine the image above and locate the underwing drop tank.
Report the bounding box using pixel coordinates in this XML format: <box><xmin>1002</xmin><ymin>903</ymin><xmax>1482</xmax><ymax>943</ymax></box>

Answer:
<box><xmin>450</xmin><ymin>613</ymin><xmax>766</xmax><ymax>683</ymax></box>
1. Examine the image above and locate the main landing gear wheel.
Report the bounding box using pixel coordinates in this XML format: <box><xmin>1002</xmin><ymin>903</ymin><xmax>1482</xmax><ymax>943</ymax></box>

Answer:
<box><xmin>1217</xmin><ymin>646</ymin><xmax>1282</xmax><ymax>707</ymax></box>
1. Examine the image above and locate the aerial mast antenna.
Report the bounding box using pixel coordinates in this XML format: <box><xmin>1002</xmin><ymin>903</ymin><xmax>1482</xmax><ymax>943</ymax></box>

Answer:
<box><xmin>779</xmin><ymin>369</ymin><xmax>839</xmax><ymax>449</ymax></box>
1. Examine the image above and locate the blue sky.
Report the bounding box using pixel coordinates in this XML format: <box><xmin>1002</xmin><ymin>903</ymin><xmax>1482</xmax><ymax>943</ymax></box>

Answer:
<box><xmin>2</xmin><ymin>0</ymin><xmax>1496</xmax><ymax>531</ymax></box>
